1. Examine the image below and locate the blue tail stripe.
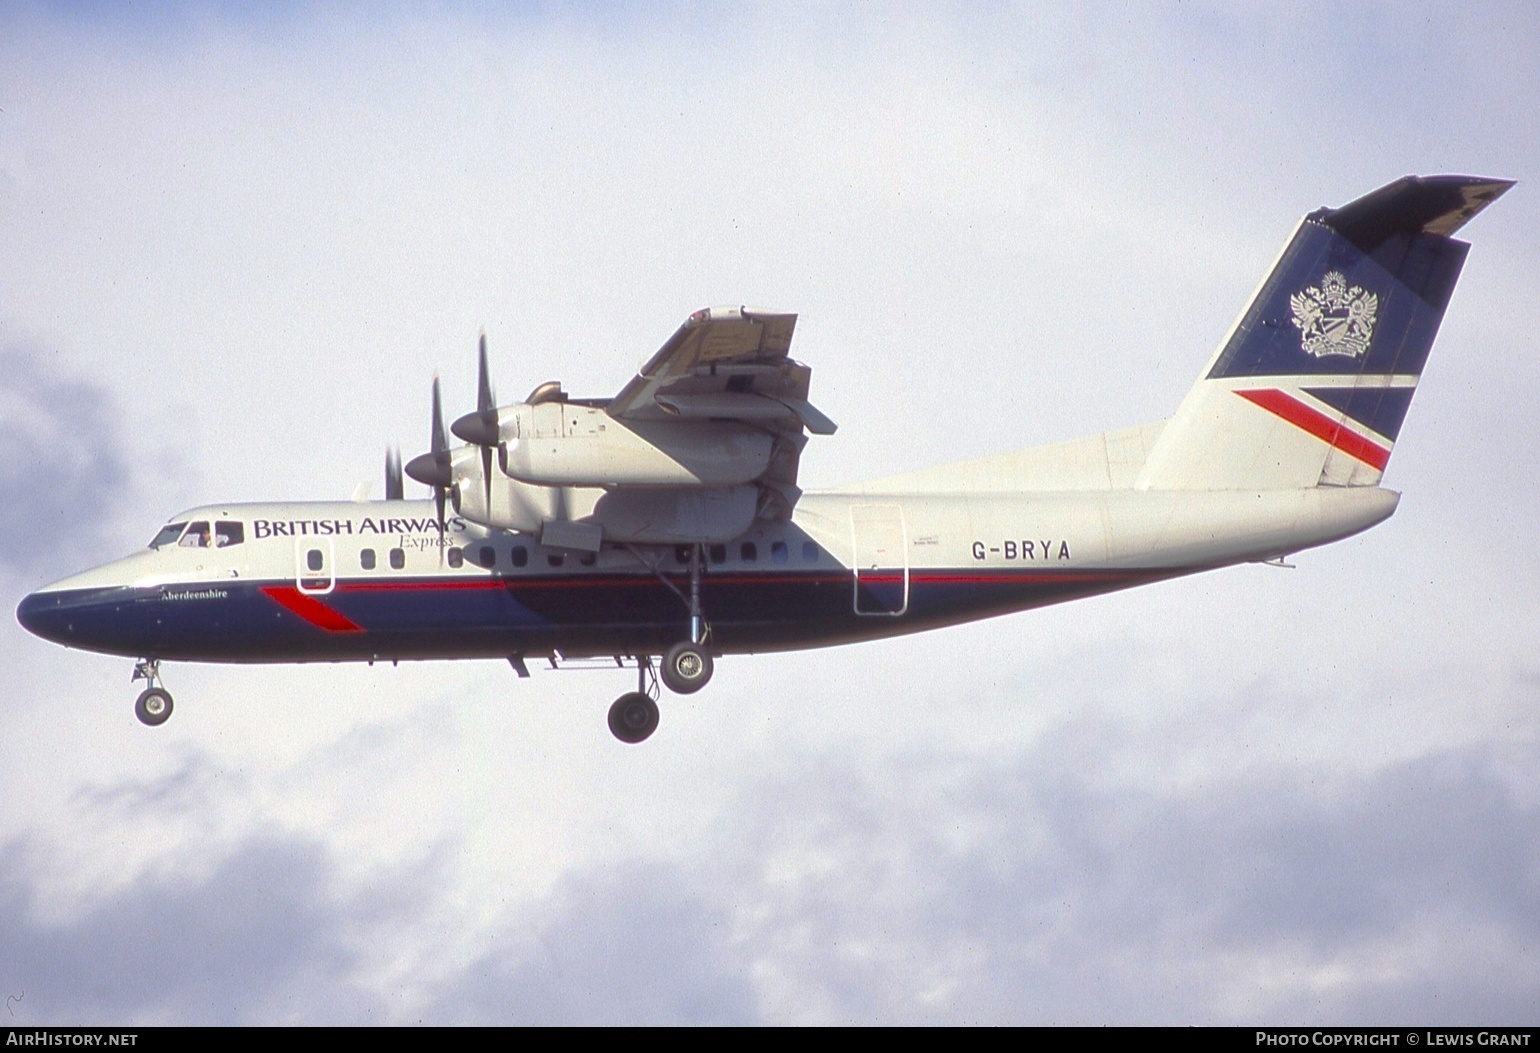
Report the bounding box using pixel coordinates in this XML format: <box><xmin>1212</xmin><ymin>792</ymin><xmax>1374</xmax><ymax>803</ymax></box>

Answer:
<box><xmin>1302</xmin><ymin>385</ymin><xmax>1418</xmax><ymax>442</ymax></box>
<box><xmin>1207</xmin><ymin>221</ymin><xmax>1467</xmax><ymax>381</ymax></box>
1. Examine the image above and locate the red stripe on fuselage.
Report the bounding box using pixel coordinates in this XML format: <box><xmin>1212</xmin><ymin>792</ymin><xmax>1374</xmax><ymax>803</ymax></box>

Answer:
<box><xmin>326</xmin><ymin>570</ymin><xmax>1134</xmax><ymax>591</ymax></box>
<box><xmin>260</xmin><ymin>585</ymin><xmax>365</xmax><ymax>632</ymax></box>
<box><xmin>908</xmin><ymin>570</ymin><xmax>1143</xmax><ymax>585</ymax></box>
<box><xmin>1235</xmin><ymin>388</ymin><xmax>1391</xmax><ymax>471</ymax></box>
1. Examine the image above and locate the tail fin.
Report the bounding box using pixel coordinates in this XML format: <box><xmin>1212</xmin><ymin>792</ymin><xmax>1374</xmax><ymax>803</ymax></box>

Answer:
<box><xmin>1138</xmin><ymin>175</ymin><xmax>1512</xmax><ymax>490</ymax></box>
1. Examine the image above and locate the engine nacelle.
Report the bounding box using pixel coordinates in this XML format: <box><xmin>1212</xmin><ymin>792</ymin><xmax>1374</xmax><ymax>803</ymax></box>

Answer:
<box><xmin>590</xmin><ymin>485</ymin><xmax>758</xmax><ymax>545</ymax></box>
<box><xmin>499</xmin><ymin>403</ymin><xmax>772</xmax><ymax>488</ymax></box>
<box><xmin>452</xmin><ymin>456</ymin><xmax>595</xmax><ymax>535</ymax></box>
<box><xmin>451</xmin><ymin>448</ymin><xmax>757</xmax><ymax>547</ymax></box>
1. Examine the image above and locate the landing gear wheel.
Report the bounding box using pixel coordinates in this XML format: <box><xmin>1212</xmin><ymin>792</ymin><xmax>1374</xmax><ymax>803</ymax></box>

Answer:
<box><xmin>608</xmin><ymin>691</ymin><xmax>659</xmax><ymax>744</ymax></box>
<box><xmin>660</xmin><ymin>642</ymin><xmax>713</xmax><ymax>695</ymax></box>
<box><xmin>134</xmin><ymin>688</ymin><xmax>174</xmax><ymax>727</ymax></box>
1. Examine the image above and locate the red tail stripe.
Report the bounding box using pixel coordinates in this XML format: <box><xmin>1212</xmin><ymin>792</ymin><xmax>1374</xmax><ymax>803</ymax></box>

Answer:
<box><xmin>260</xmin><ymin>585</ymin><xmax>365</xmax><ymax>633</ymax></box>
<box><xmin>1235</xmin><ymin>388</ymin><xmax>1391</xmax><ymax>471</ymax></box>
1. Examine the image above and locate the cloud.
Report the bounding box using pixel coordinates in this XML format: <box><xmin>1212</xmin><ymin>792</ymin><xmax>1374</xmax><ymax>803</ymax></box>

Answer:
<box><xmin>692</xmin><ymin>709</ymin><xmax>1540</xmax><ymax>1024</ymax></box>
<box><xmin>0</xmin><ymin>833</ymin><xmax>386</xmax><ymax>1025</ymax></box>
<box><xmin>0</xmin><ymin>336</ymin><xmax>133</xmax><ymax>583</ymax></box>
<box><xmin>2</xmin><ymin>663</ymin><xmax>1535</xmax><ymax>1025</ymax></box>
<box><xmin>426</xmin><ymin>862</ymin><xmax>759</xmax><ymax>1026</ymax></box>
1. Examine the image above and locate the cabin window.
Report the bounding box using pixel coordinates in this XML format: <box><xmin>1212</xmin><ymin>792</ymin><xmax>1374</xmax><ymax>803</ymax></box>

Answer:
<box><xmin>447</xmin><ymin>547</ymin><xmax>464</xmax><ymax>569</ymax></box>
<box><xmin>708</xmin><ymin>544</ymin><xmax>726</xmax><ymax>565</ymax></box>
<box><xmin>547</xmin><ymin>552</ymin><xmax>565</xmax><ymax>567</ymax></box>
<box><xmin>802</xmin><ymin>542</ymin><xmax>819</xmax><ymax>562</ymax></box>
<box><xmin>215</xmin><ymin>522</ymin><xmax>244</xmax><ymax>547</ymax></box>
<box><xmin>306</xmin><ymin>549</ymin><xmax>323</xmax><ymax>572</ymax></box>
<box><xmin>390</xmin><ymin>548</ymin><xmax>405</xmax><ymax>570</ymax></box>
<box><xmin>511</xmin><ymin>545</ymin><xmax>528</xmax><ymax>568</ymax></box>
<box><xmin>740</xmin><ymin>542</ymin><xmax>757</xmax><ymax>563</ymax></box>
<box><xmin>149</xmin><ymin>522</ymin><xmax>189</xmax><ymax>549</ymax></box>
<box><xmin>674</xmin><ymin>545</ymin><xmax>691</xmax><ymax>565</ymax></box>
<box><xmin>179</xmin><ymin>521</ymin><xmax>212</xmax><ymax>548</ymax></box>
<box><xmin>771</xmin><ymin>541</ymin><xmax>788</xmax><ymax>564</ymax></box>
<box><xmin>579</xmin><ymin>551</ymin><xmax>596</xmax><ymax>567</ymax></box>
<box><xmin>478</xmin><ymin>545</ymin><xmax>496</xmax><ymax>569</ymax></box>
<box><xmin>360</xmin><ymin>549</ymin><xmax>376</xmax><ymax>570</ymax></box>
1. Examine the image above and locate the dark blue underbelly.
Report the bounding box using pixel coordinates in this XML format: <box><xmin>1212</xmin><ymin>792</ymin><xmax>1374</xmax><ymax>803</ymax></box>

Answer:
<box><xmin>17</xmin><ymin>567</ymin><xmax>1168</xmax><ymax>663</ymax></box>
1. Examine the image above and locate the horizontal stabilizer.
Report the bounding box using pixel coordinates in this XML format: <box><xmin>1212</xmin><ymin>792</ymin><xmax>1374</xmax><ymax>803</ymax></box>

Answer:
<box><xmin>1322</xmin><ymin>175</ymin><xmax>1514</xmax><ymax>249</ymax></box>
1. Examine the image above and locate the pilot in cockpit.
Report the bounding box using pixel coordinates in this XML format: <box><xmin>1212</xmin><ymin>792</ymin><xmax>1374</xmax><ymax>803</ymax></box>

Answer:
<box><xmin>179</xmin><ymin>522</ymin><xmax>213</xmax><ymax>549</ymax></box>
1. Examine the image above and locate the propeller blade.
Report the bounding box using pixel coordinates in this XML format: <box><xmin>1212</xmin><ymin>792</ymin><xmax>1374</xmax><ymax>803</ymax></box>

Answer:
<box><xmin>476</xmin><ymin>333</ymin><xmax>495</xmax><ymax>509</ymax></box>
<box><xmin>431</xmin><ymin>376</ymin><xmax>449</xmax><ymax>556</ymax></box>
<box><xmin>451</xmin><ymin>333</ymin><xmax>501</xmax><ymax>447</ymax></box>
<box><xmin>385</xmin><ymin>446</ymin><xmax>403</xmax><ymax>501</ymax></box>
<box><xmin>431</xmin><ymin>374</ymin><xmax>449</xmax><ymax>456</ymax></box>
<box><xmin>478</xmin><ymin>332</ymin><xmax>494</xmax><ymax>415</ymax></box>
<box><xmin>444</xmin><ymin>334</ymin><xmax>502</xmax><ymax>510</ymax></box>
<box><xmin>401</xmin><ymin>375</ymin><xmax>454</xmax><ymax>560</ymax></box>
<box><xmin>480</xmin><ymin>443</ymin><xmax>494</xmax><ymax>512</ymax></box>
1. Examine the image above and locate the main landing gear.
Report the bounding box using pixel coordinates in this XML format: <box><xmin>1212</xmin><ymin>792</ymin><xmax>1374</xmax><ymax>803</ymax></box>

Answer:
<box><xmin>132</xmin><ymin>659</ymin><xmax>173</xmax><ymax>727</ymax></box>
<box><xmin>606</xmin><ymin>544</ymin><xmax>717</xmax><ymax>744</ymax></box>
<box><xmin>608</xmin><ymin>695</ymin><xmax>659</xmax><ymax>743</ymax></box>
<box><xmin>660</xmin><ymin>641</ymin><xmax>712</xmax><ymax>695</ymax></box>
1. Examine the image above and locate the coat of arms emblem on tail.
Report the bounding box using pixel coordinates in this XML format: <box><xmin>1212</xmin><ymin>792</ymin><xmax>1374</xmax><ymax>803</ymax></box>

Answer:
<box><xmin>1290</xmin><ymin>270</ymin><xmax>1378</xmax><ymax>359</ymax></box>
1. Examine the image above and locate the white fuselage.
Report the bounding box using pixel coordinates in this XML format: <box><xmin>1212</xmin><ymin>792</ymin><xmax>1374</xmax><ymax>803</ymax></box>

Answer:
<box><xmin>16</xmin><ymin>478</ymin><xmax>1397</xmax><ymax>665</ymax></box>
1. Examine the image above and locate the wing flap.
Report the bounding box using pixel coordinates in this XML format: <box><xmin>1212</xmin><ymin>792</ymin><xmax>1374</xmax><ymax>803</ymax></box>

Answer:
<box><xmin>654</xmin><ymin>392</ymin><xmax>800</xmax><ymax>423</ymax></box>
<box><xmin>608</xmin><ymin>306</ymin><xmax>829</xmax><ymax>429</ymax></box>
<box><xmin>599</xmin><ymin>306</ymin><xmax>834</xmax><ymax>523</ymax></box>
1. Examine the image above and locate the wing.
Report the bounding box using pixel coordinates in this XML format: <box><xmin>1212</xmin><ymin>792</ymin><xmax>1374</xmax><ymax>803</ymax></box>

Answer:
<box><xmin>605</xmin><ymin>306</ymin><xmax>836</xmax><ymax>521</ymax></box>
<box><xmin>607</xmin><ymin>306</ymin><xmax>836</xmax><ymax>435</ymax></box>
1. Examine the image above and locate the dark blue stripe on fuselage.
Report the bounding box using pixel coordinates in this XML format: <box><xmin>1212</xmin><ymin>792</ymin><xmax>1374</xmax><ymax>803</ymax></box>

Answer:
<box><xmin>17</xmin><ymin>567</ymin><xmax>1177</xmax><ymax>663</ymax></box>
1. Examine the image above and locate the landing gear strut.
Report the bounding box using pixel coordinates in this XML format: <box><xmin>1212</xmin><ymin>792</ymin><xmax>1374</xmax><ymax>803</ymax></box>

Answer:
<box><xmin>662</xmin><ymin>545</ymin><xmax>715</xmax><ymax>695</ymax></box>
<box><xmin>605</xmin><ymin>543</ymin><xmax>718</xmax><ymax>743</ymax></box>
<box><xmin>132</xmin><ymin>659</ymin><xmax>173</xmax><ymax>727</ymax></box>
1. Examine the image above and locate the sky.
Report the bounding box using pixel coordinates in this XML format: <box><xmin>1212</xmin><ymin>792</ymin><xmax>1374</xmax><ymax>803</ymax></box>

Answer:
<box><xmin>2</xmin><ymin>1</ymin><xmax>1538</xmax><ymax>1025</ymax></box>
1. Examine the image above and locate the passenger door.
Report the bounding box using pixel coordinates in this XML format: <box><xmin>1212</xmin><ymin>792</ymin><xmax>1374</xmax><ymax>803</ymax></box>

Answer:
<box><xmin>850</xmin><ymin>504</ymin><xmax>908</xmax><ymax>616</ymax></box>
<box><xmin>295</xmin><ymin>537</ymin><xmax>337</xmax><ymax>595</ymax></box>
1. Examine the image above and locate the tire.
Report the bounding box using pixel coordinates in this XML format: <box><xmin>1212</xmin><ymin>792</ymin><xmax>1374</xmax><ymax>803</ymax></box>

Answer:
<box><xmin>660</xmin><ymin>642</ymin><xmax>713</xmax><ymax>695</ymax></box>
<box><xmin>134</xmin><ymin>688</ymin><xmax>174</xmax><ymax>727</ymax></box>
<box><xmin>608</xmin><ymin>692</ymin><xmax>659</xmax><ymax>744</ymax></box>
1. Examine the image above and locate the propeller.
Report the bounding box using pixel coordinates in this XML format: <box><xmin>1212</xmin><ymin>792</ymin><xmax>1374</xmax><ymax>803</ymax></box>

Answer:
<box><xmin>404</xmin><ymin>375</ymin><xmax>455</xmax><ymax>544</ymax></box>
<box><xmin>451</xmin><ymin>333</ymin><xmax>499</xmax><ymax>511</ymax></box>
<box><xmin>384</xmin><ymin>446</ymin><xmax>403</xmax><ymax>501</ymax></box>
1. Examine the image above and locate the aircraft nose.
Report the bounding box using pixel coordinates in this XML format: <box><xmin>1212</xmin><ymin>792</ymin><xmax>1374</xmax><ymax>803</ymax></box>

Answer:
<box><xmin>16</xmin><ymin>589</ymin><xmax>72</xmax><ymax>645</ymax></box>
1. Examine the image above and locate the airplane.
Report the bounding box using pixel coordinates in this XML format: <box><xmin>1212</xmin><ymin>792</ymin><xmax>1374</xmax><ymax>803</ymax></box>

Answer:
<box><xmin>16</xmin><ymin>174</ymin><xmax>1512</xmax><ymax>743</ymax></box>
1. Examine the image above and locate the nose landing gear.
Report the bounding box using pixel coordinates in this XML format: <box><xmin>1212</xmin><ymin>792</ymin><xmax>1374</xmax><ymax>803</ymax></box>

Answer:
<box><xmin>131</xmin><ymin>659</ymin><xmax>174</xmax><ymax>727</ymax></box>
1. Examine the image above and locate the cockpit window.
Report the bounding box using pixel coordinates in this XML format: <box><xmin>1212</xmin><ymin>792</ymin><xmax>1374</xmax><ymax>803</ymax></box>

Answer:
<box><xmin>149</xmin><ymin>522</ymin><xmax>189</xmax><ymax>549</ymax></box>
<box><xmin>178</xmin><ymin>521</ymin><xmax>212</xmax><ymax>548</ymax></box>
<box><xmin>215</xmin><ymin>522</ymin><xmax>244</xmax><ymax>547</ymax></box>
